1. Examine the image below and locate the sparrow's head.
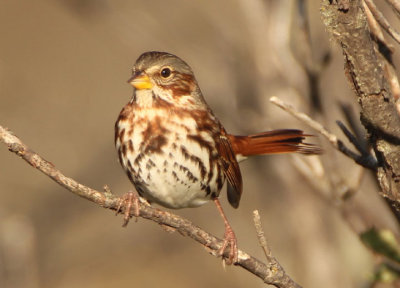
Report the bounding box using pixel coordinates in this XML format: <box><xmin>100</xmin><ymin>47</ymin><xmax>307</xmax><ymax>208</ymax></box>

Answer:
<box><xmin>128</xmin><ymin>51</ymin><xmax>205</xmax><ymax>109</ymax></box>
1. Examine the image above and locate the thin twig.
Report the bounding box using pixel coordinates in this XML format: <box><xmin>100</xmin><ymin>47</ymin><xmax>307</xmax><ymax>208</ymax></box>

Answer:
<box><xmin>336</xmin><ymin>120</ymin><xmax>367</xmax><ymax>156</ymax></box>
<box><xmin>339</xmin><ymin>103</ymin><xmax>369</xmax><ymax>154</ymax></box>
<box><xmin>252</xmin><ymin>210</ymin><xmax>302</xmax><ymax>288</ymax></box>
<box><xmin>269</xmin><ymin>96</ymin><xmax>377</xmax><ymax>170</ymax></box>
<box><xmin>295</xmin><ymin>0</ymin><xmax>324</xmax><ymax>112</ymax></box>
<box><xmin>0</xmin><ymin>124</ymin><xmax>301</xmax><ymax>288</ymax></box>
<box><xmin>364</xmin><ymin>0</ymin><xmax>400</xmax><ymax>44</ymax></box>
<box><xmin>385</xmin><ymin>0</ymin><xmax>400</xmax><ymax>18</ymax></box>
<box><xmin>363</xmin><ymin>0</ymin><xmax>394</xmax><ymax>56</ymax></box>
<box><xmin>270</xmin><ymin>97</ymin><xmax>336</xmax><ymax>144</ymax></box>
<box><xmin>253</xmin><ymin>210</ymin><xmax>273</xmax><ymax>260</ymax></box>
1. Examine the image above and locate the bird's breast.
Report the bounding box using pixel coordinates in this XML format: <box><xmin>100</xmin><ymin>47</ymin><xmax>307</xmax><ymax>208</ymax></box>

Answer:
<box><xmin>115</xmin><ymin>107</ymin><xmax>225</xmax><ymax>208</ymax></box>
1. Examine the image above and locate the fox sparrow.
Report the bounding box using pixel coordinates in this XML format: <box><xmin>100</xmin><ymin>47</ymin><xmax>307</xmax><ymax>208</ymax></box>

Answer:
<box><xmin>115</xmin><ymin>51</ymin><xmax>320</xmax><ymax>263</ymax></box>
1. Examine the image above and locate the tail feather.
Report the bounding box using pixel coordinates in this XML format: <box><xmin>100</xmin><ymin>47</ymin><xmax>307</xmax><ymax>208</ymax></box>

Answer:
<box><xmin>228</xmin><ymin>129</ymin><xmax>321</xmax><ymax>161</ymax></box>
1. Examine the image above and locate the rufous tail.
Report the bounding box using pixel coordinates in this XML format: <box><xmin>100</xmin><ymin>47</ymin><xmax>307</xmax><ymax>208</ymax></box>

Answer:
<box><xmin>228</xmin><ymin>129</ymin><xmax>321</xmax><ymax>160</ymax></box>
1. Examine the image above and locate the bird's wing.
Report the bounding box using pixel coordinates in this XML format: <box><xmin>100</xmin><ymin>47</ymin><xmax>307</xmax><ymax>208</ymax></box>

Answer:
<box><xmin>217</xmin><ymin>131</ymin><xmax>243</xmax><ymax>208</ymax></box>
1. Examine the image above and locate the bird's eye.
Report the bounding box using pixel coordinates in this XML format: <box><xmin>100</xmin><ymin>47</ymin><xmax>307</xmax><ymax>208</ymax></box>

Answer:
<box><xmin>160</xmin><ymin>67</ymin><xmax>171</xmax><ymax>78</ymax></box>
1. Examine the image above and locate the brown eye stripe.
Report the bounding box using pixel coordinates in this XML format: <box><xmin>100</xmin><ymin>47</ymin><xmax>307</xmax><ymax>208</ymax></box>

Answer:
<box><xmin>163</xmin><ymin>73</ymin><xmax>194</xmax><ymax>97</ymax></box>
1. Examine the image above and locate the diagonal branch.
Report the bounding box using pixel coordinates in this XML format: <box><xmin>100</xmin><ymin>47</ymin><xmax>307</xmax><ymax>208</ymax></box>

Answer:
<box><xmin>364</xmin><ymin>0</ymin><xmax>400</xmax><ymax>45</ymax></box>
<box><xmin>0</xmin><ymin>124</ymin><xmax>301</xmax><ymax>288</ymax></box>
<box><xmin>269</xmin><ymin>96</ymin><xmax>378</xmax><ymax>170</ymax></box>
<box><xmin>385</xmin><ymin>0</ymin><xmax>400</xmax><ymax>17</ymax></box>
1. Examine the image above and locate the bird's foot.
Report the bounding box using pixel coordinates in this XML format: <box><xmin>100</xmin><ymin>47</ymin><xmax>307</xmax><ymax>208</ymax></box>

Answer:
<box><xmin>218</xmin><ymin>222</ymin><xmax>238</xmax><ymax>265</ymax></box>
<box><xmin>116</xmin><ymin>191</ymin><xmax>142</xmax><ymax>227</ymax></box>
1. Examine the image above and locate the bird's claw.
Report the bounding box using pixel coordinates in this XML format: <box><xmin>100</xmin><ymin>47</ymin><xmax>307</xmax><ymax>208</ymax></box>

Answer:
<box><xmin>218</xmin><ymin>224</ymin><xmax>238</xmax><ymax>265</ymax></box>
<box><xmin>116</xmin><ymin>191</ymin><xmax>140</xmax><ymax>226</ymax></box>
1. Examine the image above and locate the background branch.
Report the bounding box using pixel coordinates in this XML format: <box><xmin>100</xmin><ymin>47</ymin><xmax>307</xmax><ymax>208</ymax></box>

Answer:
<box><xmin>270</xmin><ymin>96</ymin><xmax>377</xmax><ymax>170</ymax></box>
<box><xmin>364</xmin><ymin>0</ymin><xmax>400</xmax><ymax>44</ymax></box>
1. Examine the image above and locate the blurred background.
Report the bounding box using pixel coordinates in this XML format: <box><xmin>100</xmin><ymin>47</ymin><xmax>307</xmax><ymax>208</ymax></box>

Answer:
<box><xmin>1</xmin><ymin>1</ymin><xmax>400</xmax><ymax>287</ymax></box>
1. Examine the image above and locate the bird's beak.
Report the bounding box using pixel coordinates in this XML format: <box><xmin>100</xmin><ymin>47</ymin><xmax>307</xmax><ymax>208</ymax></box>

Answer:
<box><xmin>127</xmin><ymin>73</ymin><xmax>153</xmax><ymax>90</ymax></box>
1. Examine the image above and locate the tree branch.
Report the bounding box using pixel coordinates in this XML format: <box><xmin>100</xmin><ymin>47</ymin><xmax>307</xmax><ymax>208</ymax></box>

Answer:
<box><xmin>0</xmin><ymin>124</ymin><xmax>301</xmax><ymax>288</ymax></box>
<box><xmin>321</xmin><ymin>0</ymin><xmax>400</xmax><ymax>213</ymax></box>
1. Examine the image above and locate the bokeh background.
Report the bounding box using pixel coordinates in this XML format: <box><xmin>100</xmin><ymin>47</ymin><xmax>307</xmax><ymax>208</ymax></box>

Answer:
<box><xmin>1</xmin><ymin>1</ymin><xmax>399</xmax><ymax>287</ymax></box>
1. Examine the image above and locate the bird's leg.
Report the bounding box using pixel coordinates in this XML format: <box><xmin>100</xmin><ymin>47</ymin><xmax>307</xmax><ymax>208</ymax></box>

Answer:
<box><xmin>116</xmin><ymin>190</ymin><xmax>144</xmax><ymax>226</ymax></box>
<box><xmin>214</xmin><ymin>198</ymin><xmax>238</xmax><ymax>264</ymax></box>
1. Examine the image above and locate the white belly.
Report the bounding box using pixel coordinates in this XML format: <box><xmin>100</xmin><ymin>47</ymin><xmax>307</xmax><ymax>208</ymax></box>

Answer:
<box><xmin>116</xmin><ymin>110</ymin><xmax>224</xmax><ymax>209</ymax></box>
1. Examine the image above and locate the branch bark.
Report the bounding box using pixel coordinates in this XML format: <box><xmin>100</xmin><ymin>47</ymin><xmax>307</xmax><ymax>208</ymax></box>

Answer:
<box><xmin>321</xmin><ymin>0</ymin><xmax>400</xmax><ymax>213</ymax></box>
<box><xmin>0</xmin><ymin>125</ymin><xmax>301</xmax><ymax>288</ymax></box>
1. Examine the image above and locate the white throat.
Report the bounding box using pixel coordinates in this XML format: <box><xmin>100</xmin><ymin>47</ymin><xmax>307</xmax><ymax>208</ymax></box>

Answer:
<box><xmin>134</xmin><ymin>89</ymin><xmax>155</xmax><ymax>107</ymax></box>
